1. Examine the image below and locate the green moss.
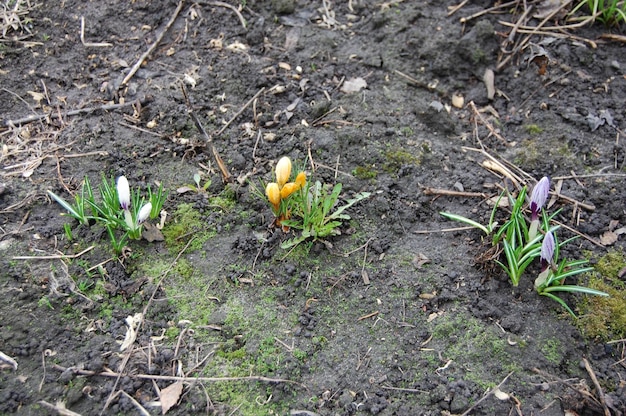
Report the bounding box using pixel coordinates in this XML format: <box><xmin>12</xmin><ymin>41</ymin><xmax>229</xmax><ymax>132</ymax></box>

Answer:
<box><xmin>353</xmin><ymin>165</ymin><xmax>378</xmax><ymax>180</ymax></box>
<box><xmin>384</xmin><ymin>149</ymin><xmax>421</xmax><ymax>173</ymax></box>
<box><xmin>431</xmin><ymin>314</ymin><xmax>520</xmax><ymax>389</ymax></box>
<box><xmin>576</xmin><ymin>249</ymin><xmax>626</xmax><ymax>340</ymax></box>
<box><xmin>174</xmin><ymin>258</ymin><xmax>194</xmax><ymax>279</ymax></box>
<box><xmin>162</xmin><ymin>203</ymin><xmax>216</xmax><ymax>252</ymax></box>
<box><xmin>540</xmin><ymin>338</ymin><xmax>563</xmax><ymax>365</ymax></box>
<box><xmin>523</xmin><ymin>124</ymin><xmax>543</xmax><ymax>135</ymax></box>
<box><xmin>209</xmin><ymin>185</ymin><xmax>237</xmax><ymax>211</ymax></box>
<box><xmin>165</xmin><ymin>326</ymin><xmax>180</xmax><ymax>340</ymax></box>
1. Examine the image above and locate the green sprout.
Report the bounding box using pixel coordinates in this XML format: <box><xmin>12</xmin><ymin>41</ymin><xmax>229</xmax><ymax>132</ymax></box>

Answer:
<box><xmin>441</xmin><ymin>176</ymin><xmax>607</xmax><ymax>316</ymax></box>
<box><xmin>281</xmin><ymin>181</ymin><xmax>370</xmax><ymax>249</ymax></box>
<box><xmin>258</xmin><ymin>156</ymin><xmax>370</xmax><ymax>249</ymax></box>
<box><xmin>177</xmin><ymin>172</ymin><xmax>212</xmax><ymax>194</ymax></box>
<box><xmin>571</xmin><ymin>0</ymin><xmax>626</xmax><ymax>26</ymax></box>
<box><xmin>48</xmin><ymin>175</ymin><xmax>167</xmax><ymax>254</ymax></box>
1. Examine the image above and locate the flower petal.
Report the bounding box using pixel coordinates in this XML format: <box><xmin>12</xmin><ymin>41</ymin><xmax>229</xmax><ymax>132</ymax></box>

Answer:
<box><xmin>266</xmin><ymin>182</ymin><xmax>281</xmax><ymax>209</ymax></box>
<box><xmin>541</xmin><ymin>231</ymin><xmax>555</xmax><ymax>264</ymax></box>
<box><xmin>117</xmin><ymin>176</ymin><xmax>131</xmax><ymax>211</ymax></box>
<box><xmin>275</xmin><ymin>157</ymin><xmax>292</xmax><ymax>188</ymax></box>
<box><xmin>530</xmin><ymin>176</ymin><xmax>550</xmax><ymax>216</ymax></box>
<box><xmin>138</xmin><ymin>202</ymin><xmax>152</xmax><ymax>224</ymax></box>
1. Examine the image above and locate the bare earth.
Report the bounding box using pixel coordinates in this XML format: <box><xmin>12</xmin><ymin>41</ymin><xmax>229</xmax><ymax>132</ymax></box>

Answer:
<box><xmin>1</xmin><ymin>0</ymin><xmax>626</xmax><ymax>415</ymax></box>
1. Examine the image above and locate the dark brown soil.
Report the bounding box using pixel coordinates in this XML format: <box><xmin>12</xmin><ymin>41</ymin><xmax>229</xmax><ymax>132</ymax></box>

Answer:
<box><xmin>1</xmin><ymin>0</ymin><xmax>626</xmax><ymax>415</ymax></box>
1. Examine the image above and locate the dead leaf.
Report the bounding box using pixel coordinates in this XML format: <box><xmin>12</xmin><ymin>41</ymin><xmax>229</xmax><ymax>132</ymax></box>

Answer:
<box><xmin>600</xmin><ymin>231</ymin><xmax>618</xmax><ymax>246</ymax></box>
<box><xmin>119</xmin><ymin>313</ymin><xmax>143</xmax><ymax>351</ymax></box>
<box><xmin>176</xmin><ymin>186</ymin><xmax>196</xmax><ymax>194</ymax></box>
<box><xmin>340</xmin><ymin>77</ymin><xmax>367</xmax><ymax>94</ymax></box>
<box><xmin>413</xmin><ymin>253</ymin><xmax>431</xmax><ymax>268</ymax></box>
<box><xmin>142</xmin><ymin>222</ymin><xmax>164</xmax><ymax>242</ymax></box>
<box><xmin>427</xmin><ymin>311</ymin><xmax>444</xmax><ymax>322</ymax></box>
<box><xmin>483</xmin><ymin>68</ymin><xmax>495</xmax><ymax>100</ymax></box>
<box><xmin>493</xmin><ymin>387</ymin><xmax>510</xmax><ymax>400</ymax></box>
<box><xmin>160</xmin><ymin>381</ymin><xmax>183</xmax><ymax>414</ymax></box>
<box><xmin>27</xmin><ymin>91</ymin><xmax>45</xmax><ymax>105</ymax></box>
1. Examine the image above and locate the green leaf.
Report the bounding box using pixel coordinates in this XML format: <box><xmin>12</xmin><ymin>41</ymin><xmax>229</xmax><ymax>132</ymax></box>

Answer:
<box><xmin>539</xmin><ymin>292</ymin><xmax>577</xmax><ymax>318</ymax></box>
<box><xmin>47</xmin><ymin>190</ymin><xmax>84</xmax><ymax>223</ymax></box>
<box><xmin>541</xmin><ymin>285</ymin><xmax>609</xmax><ymax>297</ymax></box>
<box><xmin>440</xmin><ymin>211</ymin><xmax>490</xmax><ymax>235</ymax></box>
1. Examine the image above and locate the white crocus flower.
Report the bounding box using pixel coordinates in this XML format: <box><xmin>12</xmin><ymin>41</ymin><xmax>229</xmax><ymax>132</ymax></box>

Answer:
<box><xmin>117</xmin><ymin>176</ymin><xmax>131</xmax><ymax>211</ymax></box>
<box><xmin>137</xmin><ymin>202</ymin><xmax>152</xmax><ymax>224</ymax></box>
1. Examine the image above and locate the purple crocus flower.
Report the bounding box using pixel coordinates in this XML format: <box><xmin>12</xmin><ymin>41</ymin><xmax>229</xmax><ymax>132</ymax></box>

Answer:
<box><xmin>540</xmin><ymin>231</ymin><xmax>555</xmax><ymax>271</ymax></box>
<box><xmin>530</xmin><ymin>176</ymin><xmax>550</xmax><ymax>221</ymax></box>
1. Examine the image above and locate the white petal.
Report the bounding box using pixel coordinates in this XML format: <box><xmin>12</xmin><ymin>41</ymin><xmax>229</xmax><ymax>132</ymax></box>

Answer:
<box><xmin>137</xmin><ymin>202</ymin><xmax>152</xmax><ymax>224</ymax></box>
<box><xmin>117</xmin><ymin>176</ymin><xmax>131</xmax><ymax>210</ymax></box>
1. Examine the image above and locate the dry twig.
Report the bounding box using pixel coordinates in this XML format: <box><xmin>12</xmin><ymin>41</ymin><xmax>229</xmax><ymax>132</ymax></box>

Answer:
<box><xmin>460</xmin><ymin>371</ymin><xmax>514</xmax><ymax>416</ymax></box>
<box><xmin>120</xmin><ymin>0</ymin><xmax>186</xmax><ymax>88</ymax></box>
<box><xmin>4</xmin><ymin>97</ymin><xmax>152</xmax><ymax>127</ymax></box>
<box><xmin>215</xmin><ymin>87</ymin><xmax>265</xmax><ymax>137</ymax></box>
<box><xmin>53</xmin><ymin>364</ymin><xmax>307</xmax><ymax>389</ymax></box>
<box><xmin>180</xmin><ymin>83</ymin><xmax>232</xmax><ymax>182</ymax></box>
<box><xmin>80</xmin><ymin>16</ymin><xmax>112</xmax><ymax>47</ymax></box>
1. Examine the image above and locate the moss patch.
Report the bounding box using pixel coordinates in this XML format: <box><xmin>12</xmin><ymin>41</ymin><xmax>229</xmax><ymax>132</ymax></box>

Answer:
<box><xmin>576</xmin><ymin>249</ymin><xmax>626</xmax><ymax>340</ymax></box>
<box><xmin>162</xmin><ymin>203</ymin><xmax>216</xmax><ymax>252</ymax></box>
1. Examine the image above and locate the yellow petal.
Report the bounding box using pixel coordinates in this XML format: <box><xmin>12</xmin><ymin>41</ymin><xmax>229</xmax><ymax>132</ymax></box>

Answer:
<box><xmin>295</xmin><ymin>171</ymin><xmax>306</xmax><ymax>190</ymax></box>
<box><xmin>265</xmin><ymin>182</ymin><xmax>281</xmax><ymax>209</ymax></box>
<box><xmin>275</xmin><ymin>156</ymin><xmax>292</xmax><ymax>188</ymax></box>
<box><xmin>280</xmin><ymin>182</ymin><xmax>299</xmax><ymax>199</ymax></box>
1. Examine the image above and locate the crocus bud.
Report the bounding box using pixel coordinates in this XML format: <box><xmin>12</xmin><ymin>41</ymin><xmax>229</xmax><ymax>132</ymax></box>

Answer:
<box><xmin>540</xmin><ymin>231</ymin><xmax>555</xmax><ymax>271</ymax></box>
<box><xmin>117</xmin><ymin>176</ymin><xmax>131</xmax><ymax>211</ymax></box>
<box><xmin>275</xmin><ymin>157</ymin><xmax>292</xmax><ymax>188</ymax></box>
<box><xmin>137</xmin><ymin>202</ymin><xmax>152</xmax><ymax>224</ymax></box>
<box><xmin>535</xmin><ymin>231</ymin><xmax>556</xmax><ymax>289</ymax></box>
<box><xmin>280</xmin><ymin>182</ymin><xmax>299</xmax><ymax>199</ymax></box>
<box><xmin>530</xmin><ymin>176</ymin><xmax>550</xmax><ymax>220</ymax></box>
<box><xmin>266</xmin><ymin>182</ymin><xmax>281</xmax><ymax>210</ymax></box>
<box><xmin>295</xmin><ymin>171</ymin><xmax>306</xmax><ymax>190</ymax></box>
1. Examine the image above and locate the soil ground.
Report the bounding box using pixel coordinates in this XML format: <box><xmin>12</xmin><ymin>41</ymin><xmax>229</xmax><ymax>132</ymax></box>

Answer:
<box><xmin>1</xmin><ymin>0</ymin><xmax>626</xmax><ymax>415</ymax></box>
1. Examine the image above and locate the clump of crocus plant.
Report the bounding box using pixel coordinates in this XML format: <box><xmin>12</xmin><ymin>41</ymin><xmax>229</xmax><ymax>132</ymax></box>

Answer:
<box><xmin>48</xmin><ymin>174</ymin><xmax>167</xmax><ymax>255</ymax></box>
<box><xmin>257</xmin><ymin>156</ymin><xmax>370</xmax><ymax>249</ymax></box>
<box><xmin>265</xmin><ymin>156</ymin><xmax>306</xmax><ymax>225</ymax></box>
<box><xmin>440</xmin><ymin>174</ymin><xmax>608</xmax><ymax>317</ymax></box>
<box><xmin>528</xmin><ymin>176</ymin><xmax>550</xmax><ymax>241</ymax></box>
<box><xmin>117</xmin><ymin>175</ymin><xmax>153</xmax><ymax>239</ymax></box>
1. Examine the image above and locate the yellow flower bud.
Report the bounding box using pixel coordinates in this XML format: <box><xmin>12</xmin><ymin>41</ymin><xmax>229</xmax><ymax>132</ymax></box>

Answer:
<box><xmin>275</xmin><ymin>156</ymin><xmax>292</xmax><ymax>188</ymax></box>
<box><xmin>295</xmin><ymin>171</ymin><xmax>306</xmax><ymax>190</ymax></box>
<box><xmin>280</xmin><ymin>182</ymin><xmax>299</xmax><ymax>199</ymax></box>
<box><xmin>265</xmin><ymin>182</ymin><xmax>281</xmax><ymax>210</ymax></box>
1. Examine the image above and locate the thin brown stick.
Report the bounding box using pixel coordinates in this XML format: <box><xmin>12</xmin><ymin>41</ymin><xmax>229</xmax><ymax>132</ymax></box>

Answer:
<box><xmin>460</xmin><ymin>371</ymin><xmax>514</xmax><ymax>416</ymax></box>
<box><xmin>422</xmin><ymin>187</ymin><xmax>488</xmax><ymax>198</ymax></box>
<box><xmin>215</xmin><ymin>87</ymin><xmax>265</xmax><ymax>137</ymax></box>
<box><xmin>180</xmin><ymin>83</ymin><xmax>232</xmax><ymax>182</ymax></box>
<box><xmin>52</xmin><ymin>364</ymin><xmax>307</xmax><ymax>389</ymax></box>
<box><xmin>380</xmin><ymin>384</ymin><xmax>428</xmax><ymax>393</ymax></box>
<box><xmin>80</xmin><ymin>16</ymin><xmax>112</xmax><ymax>47</ymax></box>
<box><xmin>120</xmin><ymin>0</ymin><xmax>185</xmax><ymax>88</ymax></box>
<box><xmin>4</xmin><ymin>97</ymin><xmax>152</xmax><ymax>127</ymax></box>
<box><xmin>447</xmin><ymin>0</ymin><xmax>469</xmax><ymax>17</ymax></box>
<box><xmin>459</xmin><ymin>0</ymin><xmax>519</xmax><ymax>23</ymax></box>
<box><xmin>12</xmin><ymin>245</ymin><xmax>95</xmax><ymax>260</ymax></box>
<box><xmin>357</xmin><ymin>311</ymin><xmax>379</xmax><ymax>321</ymax></box>
<box><xmin>583</xmin><ymin>358</ymin><xmax>610</xmax><ymax>416</ymax></box>
<box><xmin>414</xmin><ymin>226</ymin><xmax>475</xmax><ymax>234</ymax></box>
<box><xmin>206</xmin><ymin>1</ymin><xmax>246</xmax><ymax>28</ymax></box>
